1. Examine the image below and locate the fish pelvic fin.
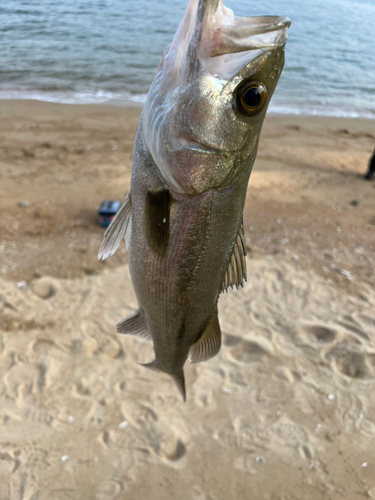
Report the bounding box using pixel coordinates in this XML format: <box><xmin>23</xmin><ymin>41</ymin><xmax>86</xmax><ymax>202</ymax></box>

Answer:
<box><xmin>98</xmin><ymin>194</ymin><xmax>132</xmax><ymax>260</ymax></box>
<box><xmin>116</xmin><ymin>309</ymin><xmax>152</xmax><ymax>342</ymax></box>
<box><xmin>138</xmin><ymin>361</ymin><xmax>186</xmax><ymax>402</ymax></box>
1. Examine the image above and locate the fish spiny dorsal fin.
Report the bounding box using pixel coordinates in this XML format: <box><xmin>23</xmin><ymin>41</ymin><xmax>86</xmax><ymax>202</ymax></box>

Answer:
<box><xmin>98</xmin><ymin>194</ymin><xmax>132</xmax><ymax>260</ymax></box>
<box><xmin>116</xmin><ymin>309</ymin><xmax>152</xmax><ymax>342</ymax></box>
<box><xmin>188</xmin><ymin>310</ymin><xmax>221</xmax><ymax>364</ymax></box>
<box><xmin>221</xmin><ymin>221</ymin><xmax>247</xmax><ymax>293</ymax></box>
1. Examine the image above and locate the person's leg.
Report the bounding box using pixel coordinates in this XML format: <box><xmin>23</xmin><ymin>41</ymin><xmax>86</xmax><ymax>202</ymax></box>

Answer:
<box><xmin>364</xmin><ymin>148</ymin><xmax>375</xmax><ymax>179</ymax></box>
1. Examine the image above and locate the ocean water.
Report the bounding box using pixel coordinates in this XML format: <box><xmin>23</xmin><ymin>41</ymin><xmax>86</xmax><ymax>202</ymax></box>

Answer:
<box><xmin>0</xmin><ymin>0</ymin><xmax>374</xmax><ymax>117</ymax></box>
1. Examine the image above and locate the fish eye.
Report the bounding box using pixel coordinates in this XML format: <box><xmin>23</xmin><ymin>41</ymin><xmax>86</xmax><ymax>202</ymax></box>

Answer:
<box><xmin>236</xmin><ymin>81</ymin><xmax>268</xmax><ymax>117</ymax></box>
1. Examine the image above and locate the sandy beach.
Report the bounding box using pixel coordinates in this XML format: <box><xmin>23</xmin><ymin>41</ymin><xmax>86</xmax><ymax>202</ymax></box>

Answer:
<box><xmin>0</xmin><ymin>100</ymin><xmax>375</xmax><ymax>499</ymax></box>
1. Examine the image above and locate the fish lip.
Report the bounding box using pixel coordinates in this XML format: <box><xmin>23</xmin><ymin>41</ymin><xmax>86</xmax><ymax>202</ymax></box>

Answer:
<box><xmin>234</xmin><ymin>15</ymin><xmax>291</xmax><ymax>36</ymax></box>
<box><xmin>209</xmin><ymin>15</ymin><xmax>291</xmax><ymax>58</ymax></box>
<box><xmin>254</xmin><ymin>16</ymin><xmax>292</xmax><ymax>33</ymax></box>
<box><xmin>178</xmin><ymin>138</ymin><xmax>219</xmax><ymax>155</ymax></box>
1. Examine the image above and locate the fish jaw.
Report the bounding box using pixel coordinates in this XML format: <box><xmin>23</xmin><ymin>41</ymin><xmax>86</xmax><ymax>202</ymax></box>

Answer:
<box><xmin>142</xmin><ymin>0</ymin><xmax>290</xmax><ymax>195</ymax></box>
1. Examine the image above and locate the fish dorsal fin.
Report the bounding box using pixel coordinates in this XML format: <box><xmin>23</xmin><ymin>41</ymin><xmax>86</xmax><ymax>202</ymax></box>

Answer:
<box><xmin>144</xmin><ymin>189</ymin><xmax>170</xmax><ymax>258</ymax></box>
<box><xmin>116</xmin><ymin>309</ymin><xmax>152</xmax><ymax>342</ymax></box>
<box><xmin>98</xmin><ymin>194</ymin><xmax>132</xmax><ymax>260</ymax></box>
<box><xmin>188</xmin><ymin>311</ymin><xmax>221</xmax><ymax>364</ymax></box>
<box><xmin>221</xmin><ymin>221</ymin><xmax>247</xmax><ymax>292</ymax></box>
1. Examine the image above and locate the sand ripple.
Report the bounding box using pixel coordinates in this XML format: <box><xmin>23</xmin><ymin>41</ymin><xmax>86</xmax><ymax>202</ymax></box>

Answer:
<box><xmin>0</xmin><ymin>258</ymin><xmax>374</xmax><ymax>498</ymax></box>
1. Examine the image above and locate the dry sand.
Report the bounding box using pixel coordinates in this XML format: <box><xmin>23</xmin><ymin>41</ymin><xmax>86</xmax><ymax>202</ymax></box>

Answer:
<box><xmin>0</xmin><ymin>100</ymin><xmax>375</xmax><ymax>499</ymax></box>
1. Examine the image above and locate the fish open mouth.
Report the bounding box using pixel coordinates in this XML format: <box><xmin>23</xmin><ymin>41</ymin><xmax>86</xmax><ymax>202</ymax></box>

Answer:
<box><xmin>174</xmin><ymin>0</ymin><xmax>291</xmax><ymax>81</ymax></box>
<box><xmin>208</xmin><ymin>16</ymin><xmax>291</xmax><ymax>58</ymax></box>
<box><xmin>202</xmin><ymin>12</ymin><xmax>291</xmax><ymax>80</ymax></box>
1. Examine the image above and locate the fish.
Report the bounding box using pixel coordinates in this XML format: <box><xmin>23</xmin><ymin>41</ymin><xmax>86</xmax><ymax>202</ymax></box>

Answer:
<box><xmin>98</xmin><ymin>0</ymin><xmax>290</xmax><ymax>401</ymax></box>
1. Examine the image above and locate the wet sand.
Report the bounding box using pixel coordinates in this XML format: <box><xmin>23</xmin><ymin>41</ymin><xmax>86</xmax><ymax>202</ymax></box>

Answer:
<box><xmin>0</xmin><ymin>100</ymin><xmax>375</xmax><ymax>499</ymax></box>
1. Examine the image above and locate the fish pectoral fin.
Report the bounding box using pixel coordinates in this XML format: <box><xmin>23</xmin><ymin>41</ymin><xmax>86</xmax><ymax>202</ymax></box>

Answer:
<box><xmin>188</xmin><ymin>311</ymin><xmax>221</xmax><ymax>364</ymax></box>
<box><xmin>221</xmin><ymin>221</ymin><xmax>247</xmax><ymax>293</ymax></box>
<box><xmin>116</xmin><ymin>309</ymin><xmax>152</xmax><ymax>342</ymax></box>
<box><xmin>144</xmin><ymin>189</ymin><xmax>170</xmax><ymax>258</ymax></box>
<box><xmin>98</xmin><ymin>194</ymin><xmax>132</xmax><ymax>260</ymax></box>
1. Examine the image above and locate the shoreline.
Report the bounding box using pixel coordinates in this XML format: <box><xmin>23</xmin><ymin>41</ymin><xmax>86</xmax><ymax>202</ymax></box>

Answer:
<box><xmin>0</xmin><ymin>97</ymin><xmax>374</xmax><ymax>120</ymax></box>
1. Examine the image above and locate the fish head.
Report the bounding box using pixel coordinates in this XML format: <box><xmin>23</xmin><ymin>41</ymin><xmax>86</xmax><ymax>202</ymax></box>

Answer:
<box><xmin>142</xmin><ymin>0</ymin><xmax>291</xmax><ymax>195</ymax></box>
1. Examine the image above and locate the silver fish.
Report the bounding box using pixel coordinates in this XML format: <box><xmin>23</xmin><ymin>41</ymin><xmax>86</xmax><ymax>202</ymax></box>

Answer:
<box><xmin>99</xmin><ymin>0</ymin><xmax>290</xmax><ymax>400</ymax></box>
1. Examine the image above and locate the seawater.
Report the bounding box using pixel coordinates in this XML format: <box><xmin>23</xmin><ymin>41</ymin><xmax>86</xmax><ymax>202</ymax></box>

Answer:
<box><xmin>0</xmin><ymin>0</ymin><xmax>374</xmax><ymax>117</ymax></box>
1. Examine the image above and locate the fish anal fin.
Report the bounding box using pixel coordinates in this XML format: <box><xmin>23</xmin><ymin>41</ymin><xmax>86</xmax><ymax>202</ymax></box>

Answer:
<box><xmin>98</xmin><ymin>194</ymin><xmax>132</xmax><ymax>260</ymax></box>
<box><xmin>189</xmin><ymin>312</ymin><xmax>221</xmax><ymax>364</ymax></box>
<box><xmin>116</xmin><ymin>309</ymin><xmax>152</xmax><ymax>342</ymax></box>
<box><xmin>144</xmin><ymin>189</ymin><xmax>170</xmax><ymax>258</ymax></box>
<box><xmin>221</xmin><ymin>221</ymin><xmax>247</xmax><ymax>293</ymax></box>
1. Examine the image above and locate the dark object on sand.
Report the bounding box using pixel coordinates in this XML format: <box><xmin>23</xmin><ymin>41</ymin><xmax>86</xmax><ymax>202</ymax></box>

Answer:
<box><xmin>364</xmin><ymin>148</ymin><xmax>375</xmax><ymax>180</ymax></box>
<box><xmin>98</xmin><ymin>200</ymin><xmax>121</xmax><ymax>227</ymax></box>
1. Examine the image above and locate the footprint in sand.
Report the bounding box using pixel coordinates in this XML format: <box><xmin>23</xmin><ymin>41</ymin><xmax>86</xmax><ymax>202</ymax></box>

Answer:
<box><xmin>222</xmin><ymin>334</ymin><xmax>242</xmax><ymax>347</ymax></box>
<box><xmin>31</xmin><ymin>337</ymin><xmax>62</xmax><ymax>355</ymax></box>
<box><xmin>336</xmin><ymin>317</ymin><xmax>369</xmax><ymax>340</ymax></box>
<box><xmin>120</xmin><ymin>401</ymin><xmax>158</xmax><ymax>429</ymax></box>
<box><xmin>274</xmin><ymin>366</ymin><xmax>301</xmax><ymax>383</ymax></box>
<box><xmin>294</xmin><ymin>323</ymin><xmax>337</xmax><ymax>346</ymax></box>
<box><xmin>4</xmin><ymin>363</ymin><xmax>39</xmax><ymax>398</ymax></box>
<box><xmin>158</xmin><ymin>434</ymin><xmax>186</xmax><ymax>461</ymax></box>
<box><xmin>74</xmin><ymin>379</ymin><xmax>92</xmax><ymax>397</ymax></box>
<box><xmin>228</xmin><ymin>339</ymin><xmax>271</xmax><ymax>363</ymax></box>
<box><xmin>321</xmin><ymin>335</ymin><xmax>375</xmax><ymax>379</ymax></box>
<box><xmin>95</xmin><ymin>479</ymin><xmax>125</xmax><ymax>500</ymax></box>
<box><xmin>293</xmin><ymin>321</ymin><xmax>375</xmax><ymax>379</ymax></box>
<box><xmin>32</xmin><ymin>277</ymin><xmax>56</xmax><ymax>299</ymax></box>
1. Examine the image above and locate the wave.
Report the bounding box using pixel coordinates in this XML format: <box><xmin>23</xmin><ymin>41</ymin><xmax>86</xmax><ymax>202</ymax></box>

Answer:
<box><xmin>0</xmin><ymin>88</ymin><xmax>148</xmax><ymax>106</ymax></box>
<box><xmin>268</xmin><ymin>104</ymin><xmax>375</xmax><ymax>119</ymax></box>
<box><xmin>0</xmin><ymin>88</ymin><xmax>374</xmax><ymax>119</ymax></box>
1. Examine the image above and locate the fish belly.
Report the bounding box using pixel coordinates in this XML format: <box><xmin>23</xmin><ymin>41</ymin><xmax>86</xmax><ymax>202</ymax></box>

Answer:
<box><xmin>129</xmin><ymin>148</ymin><xmax>249</xmax><ymax>371</ymax></box>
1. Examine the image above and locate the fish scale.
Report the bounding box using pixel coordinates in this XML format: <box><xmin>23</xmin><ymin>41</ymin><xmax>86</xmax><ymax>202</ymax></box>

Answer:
<box><xmin>99</xmin><ymin>0</ymin><xmax>290</xmax><ymax>400</ymax></box>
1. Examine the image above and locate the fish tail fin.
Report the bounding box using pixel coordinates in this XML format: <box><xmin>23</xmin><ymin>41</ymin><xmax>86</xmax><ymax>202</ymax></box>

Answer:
<box><xmin>138</xmin><ymin>360</ymin><xmax>159</xmax><ymax>372</ymax></box>
<box><xmin>138</xmin><ymin>361</ymin><xmax>186</xmax><ymax>402</ymax></box>
<box><xmin>172</xmin><ymin>370</ymin><xmax>186</xmax><ymax>402</ymax></box>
